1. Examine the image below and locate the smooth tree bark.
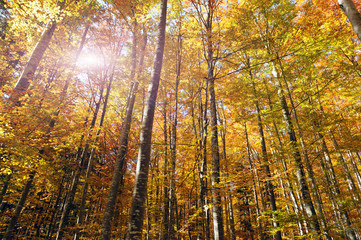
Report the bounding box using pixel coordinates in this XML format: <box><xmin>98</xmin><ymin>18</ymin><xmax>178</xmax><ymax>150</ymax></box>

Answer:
<box><xmin>1</xmin><ymin>25</ymin><xmax>90</xmax><ymax>233</ymax></box>
<box><xmin>338</xmin><ymin>0</ymin><xmax>361</xmax><ymax>41</ymax></box>
<box><xmin>263</xmin><ymin>79</ymin><xmax>308</xmax><ymax>236</ymax></box>
<box><xmin>127</xmin><ymin>0</ymin><xmax>167</xmax><ymax>238</ymax></box>
<box><xmin>275</xmin><ymin>55</ymin><xmax>331</xmax><ymax>238</ymax></box>
<box><xmin>46</xmin><ymin>173</ymin><xmax>67</xmax><ymax>239</ymax></box>
<box><xmin>218</xmin><ymin>106</ymin><xmax>236</xmax><ymax>240</ymax></box>
<box><xmin>196</xmin><ymin>79</ymin><xmax>211</xmax><ymax>240</ymax></box>
<box><xmin>208</xmin><ymin>57</ymin><xmax>225</xmax><ymax>240</ymax></box>
<box><xmin>161</xmin><ymin>85</ymin><xmax>170</xmax><ymax>240</ymax></box>
<box><xmin>311</xmin><ymin>103</ymin><xmax>358</xmax><ymax>240</ymax></box>
<box><xmin>11</xmin><ymin>0</ymin><xmax>65</xmax><ymax>103</ymax></box>
<box><xmin>2</xmin><ymin>23</ymin><xmax>90</xmax><ymax>239</ymax></box>
<box><xmin>244</xmin><ymin>123</ymin><xmax>262</xmax><ymax>240</ymax></box>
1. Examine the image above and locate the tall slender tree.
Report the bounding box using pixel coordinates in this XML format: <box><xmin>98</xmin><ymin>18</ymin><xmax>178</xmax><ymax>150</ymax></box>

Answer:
<box><xmin>128</xmin><ymin>0</ymin><xmax>168</xmax><ymax>238</ymax></box>
<box><xmin>10</xmin><ymin>0</ymin><xmax>65</xmax><ymax>103</ymax></box>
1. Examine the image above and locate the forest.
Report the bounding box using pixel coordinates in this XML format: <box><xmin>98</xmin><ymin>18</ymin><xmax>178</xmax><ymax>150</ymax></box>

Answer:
<box><xmin>1</xmin><ymin>0</ymin><xmax>361</xmax><ymax>239</ymax></box>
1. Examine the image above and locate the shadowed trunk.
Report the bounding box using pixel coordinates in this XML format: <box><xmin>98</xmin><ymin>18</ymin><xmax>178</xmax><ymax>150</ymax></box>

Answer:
<box><xmin>2</xmin><ymin>171</ymin><xmax>36</xmax><ymax>240</ymax></box>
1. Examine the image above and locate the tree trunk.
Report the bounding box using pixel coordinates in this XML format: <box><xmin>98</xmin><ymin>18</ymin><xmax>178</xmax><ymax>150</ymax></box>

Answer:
<box><xmin>10</xmin><ymin>0</ymin><xmax>65</xmax><ymax>103</ymax></box>
<box><xmin>204</xmin><ymin>0</ymin><xmax>225</xmax><ymax>238</ymax></box>
<box><xmin>338</xmin><ymin>0</ymin><xmax>361</xmax><ymax>41</ymax></box>
<box><xmin>56</xmin><ymin>83</ymin><xmax>105</xmax><ymax>240</ymax></box>
<box><xmin>248</xmin><ymin>64</ymin><xmax>281</xmax><ymax>240</ymax></box>
<box><xmin>272</xmin><ymin>66</ymin><xmax>321</xmax><ymax>234</ymax></box>
<box><xmin>128</xmin><ymin>0</ymin><xmax>167</xmax><ymax>238</ymax></box>
<box><xmin>169</xmin><ymin>22</ymin><xmax>182</xmax><ymax>240</ymax></box>
<box><xmin>276</xmin><ymin>56</ymin><xmax>331</xmax><ymax>238</ymax></box>
<box><xmin>0</xmin><ymin>174</ymin><xmax>10</xmax><ymax>208</ymax></box>
<box><xmin>75</xmin><ymin>69</ymin><xmax>114</xmax><ymax>240</ymax></box>
<box><xmin>208</xmin><ymin>76</ymin><xmax>225</xmax><ymax>240</ymax></box>
<box><xmin>244</xmin><ymin>123</ymin><xmax>261</xmax><ymax>240</ymax></box>
<box><xmin>46</xmin><ymin>173</ymin><xmax>66</xmax><ymax>239</ymax></box>
<box><xmin>2</xmin><ymin>171</ymin><xmax>35</xmax><ymax>240</ymax></box>
<box><xmin>100</xmin><ymin>30</ymin><xmax>148</xmax><ymax>240</ymax></box>
<box><xmin>162</xmin><ymin>88</ymin><xmax>170</xmax><ymax>240</ymax></box>
<box><xmin>218</xmin><ymin>105</ymin><xmax>236</xmax><ymax>240</ymax></box>
<box><xmin>196</xmin><ymin>80</ymin><xmax>210</xmax><ymax>240</ymax></box>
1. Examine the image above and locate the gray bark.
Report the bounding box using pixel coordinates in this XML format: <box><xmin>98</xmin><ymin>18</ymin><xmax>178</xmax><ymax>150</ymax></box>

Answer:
<box><xmin>46</xmin><ymin>173</ymin><xmax>66</xmax><ymax>239</ymax></box>
<box><xmin>262</xmin><ymin>78</ymin><xmax>306</xmax><ymax>236</ymax></box>
<box><xmin>209</xmin><ymin>68</ymin><xmax>224</xmax><ymax>240</ymax></box>
<box><xmin>338</xmin><ymin>0</ymin><xmax>361</xmax><ymax>41</ymax></box>
<box><xmin>10</xmin><ymin>0</ymin><xmax>66</xmax><ymax>104</ymax></box>
<box><xmin>218</xmin><ymin>106</ymin><xmax>236</xmax><ymax>240</ymax></box>
<box><xmin>202</xmin><ymin>0</ymin><xmax>225</xmax><ymax>238</ymax></box>
<box><xmin>128</xmin><ymin>0</ymin><xmax>167</xmax><ymax>238</ymax></box>
<box><xmin>244</xmin><ymin>123</ymin><xmax>262</xmax><ymax>240</ymax></box>
<box><xmin>162</xmin><ymin>89</ymin><xmax>170</xmax><ymax>240</ymax></box>
<box><xmin>197</xmin><ymin>80</ymin><xmax>211</xmax><ymax>240</ymax></box>
<box><xmin>275</xmin><ymin>57</ymin><xmax>331</xmax><ymax>238</ymax></box>
<box><xmin>245</xmin><ymin>56</ymin><xmax>281</xmax><ymax>239</ymax></box>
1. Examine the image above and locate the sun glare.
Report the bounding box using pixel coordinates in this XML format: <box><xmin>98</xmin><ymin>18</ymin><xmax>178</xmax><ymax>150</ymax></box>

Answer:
<box><xmin>76</xmin><ymin>52</ymin><xmax>105</xmax><ymax>70</ymax></box>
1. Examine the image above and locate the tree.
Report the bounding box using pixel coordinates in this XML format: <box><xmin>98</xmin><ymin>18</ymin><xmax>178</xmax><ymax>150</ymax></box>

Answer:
<box><xmin>10</xmin><ymin>0</ymin><xmax>65</xmax><ymax>103</ymax></box>
<box><xmin>128</xmin><ymin>0</ymin><xmax>168</xmax><ymax>238</ymax></box>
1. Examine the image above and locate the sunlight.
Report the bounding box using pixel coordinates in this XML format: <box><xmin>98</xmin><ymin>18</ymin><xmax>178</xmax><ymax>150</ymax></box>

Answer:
<box><xmin>76</xmin><ymin>51</ymin><xmax>105</xmax><ymax>70</ymax></box>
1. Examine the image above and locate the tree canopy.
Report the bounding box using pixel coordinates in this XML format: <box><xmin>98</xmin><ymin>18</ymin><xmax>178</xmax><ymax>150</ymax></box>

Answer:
<box><xmin>1</xmin><ymin>0</ymin><xmax>361</xmax><ymax>239</ymax></box>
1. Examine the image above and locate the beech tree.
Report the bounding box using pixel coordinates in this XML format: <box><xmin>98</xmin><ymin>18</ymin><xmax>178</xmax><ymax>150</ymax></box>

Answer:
<box><xmin>9</xmin><ymin>0</ymin><xmax>64</xmax><ymax>102</ymax></box>
<box><xmin>127</xmin><ymin>0</ymin><xmax>168</xmax><ymax>238</ymax></box>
